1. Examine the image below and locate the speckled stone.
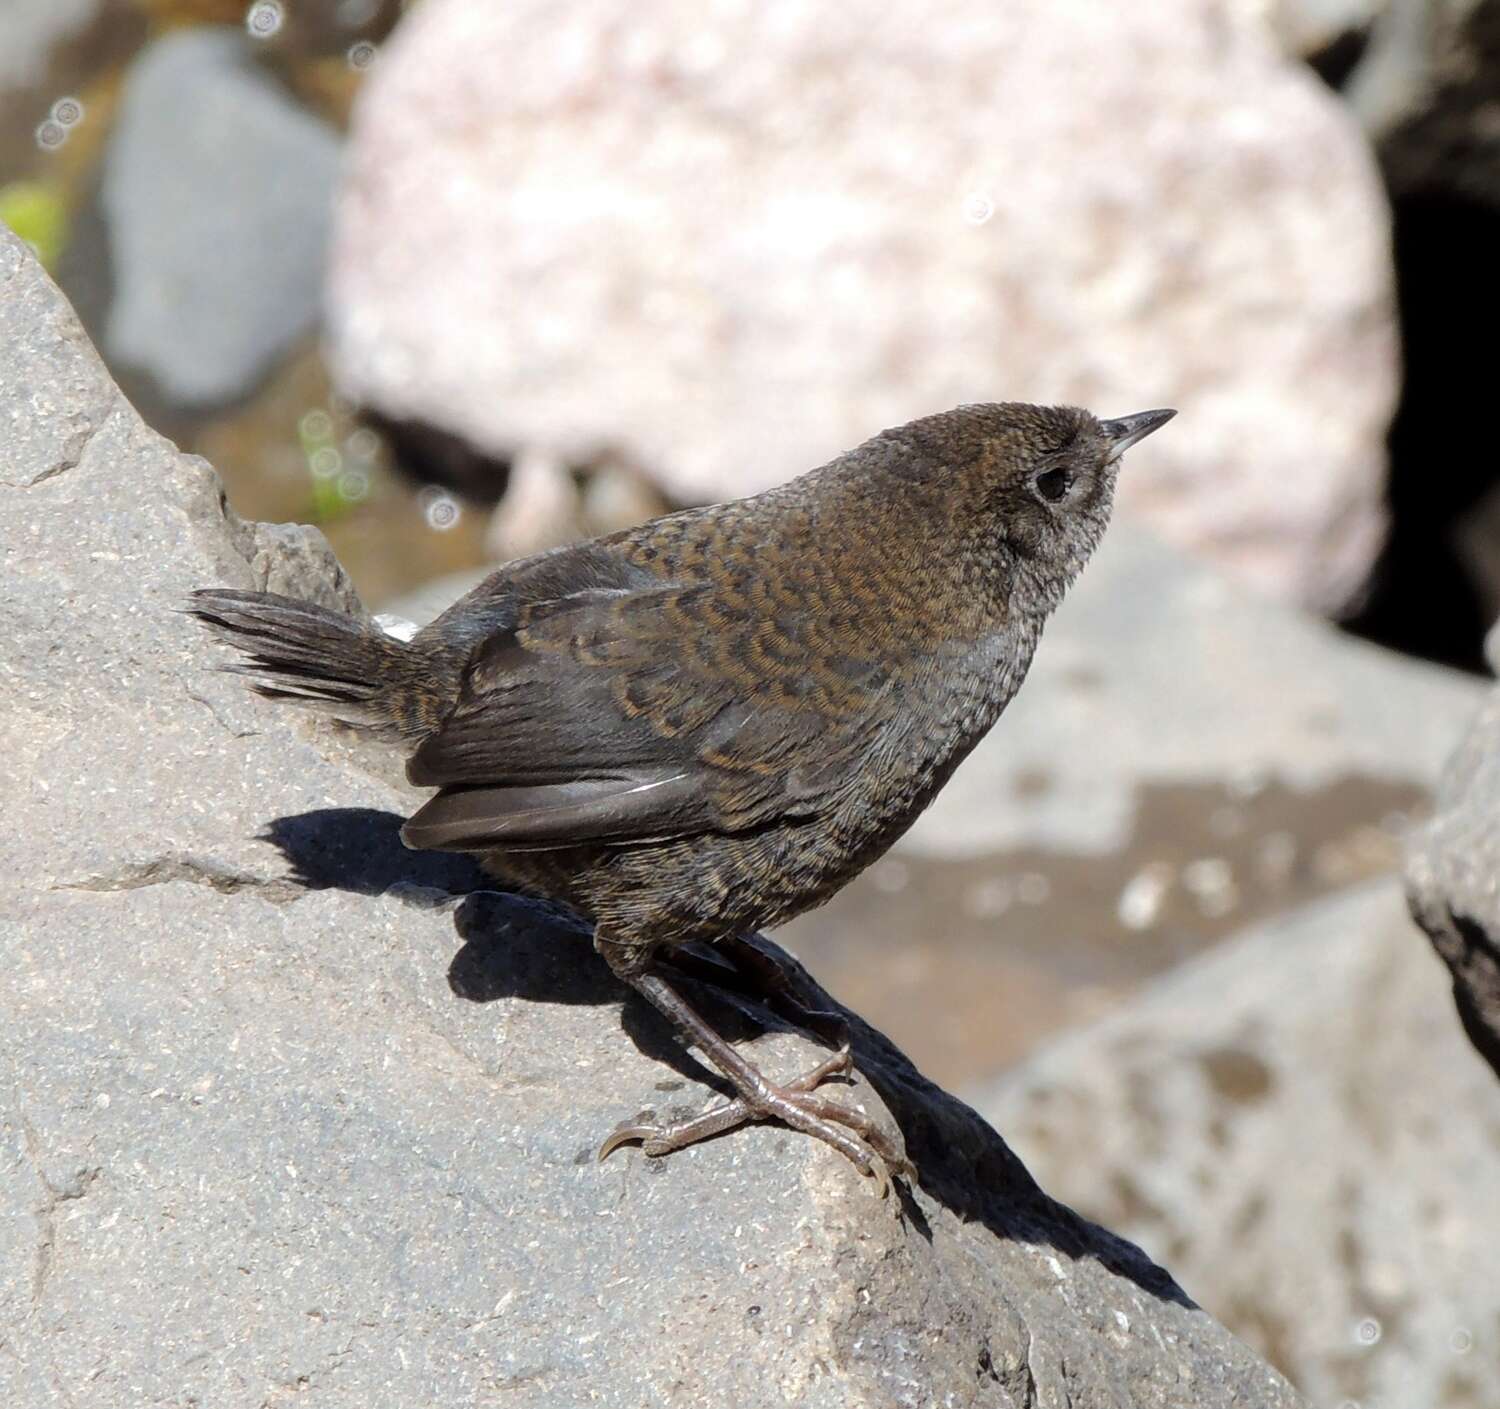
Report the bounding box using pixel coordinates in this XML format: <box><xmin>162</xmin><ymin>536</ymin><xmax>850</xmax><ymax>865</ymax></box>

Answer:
<box><xmin>975</xmin><ymin>878</ymin><xmax>1500</xmax><ymax>1409</ymax></box>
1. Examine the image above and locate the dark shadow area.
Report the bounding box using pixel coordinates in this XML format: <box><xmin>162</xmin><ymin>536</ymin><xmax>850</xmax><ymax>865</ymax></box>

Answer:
<box><xmin>262</xmin><ymin>807</ymin><xmax>741</xmax><ymax>1091</ymax></box>
<box><xmin>262</xmin><ymin>804</ymin><xmax>1193</xmax><ymax>1308</ymax></box>
<box><xmin>447</xmin><ymin>889</ymin><xmax>746</xmax><ymax>1093</ymax></box>
<box><xmin>1447</xmin><ymin>913</ymin><xmax>1500</xmax><ymax>1082</ymax></box>
<box><xmin>261</xmin><ymin>807</ymin><xmax>490</xmax><ymax>896</ymax></box>
<box><xmin>359</xmin><ymin>409</ymin><xmax>512</xmax><ymax>504</ymax></box>
<box><xmin>1305</xmin><ymin>26</ymin><xmax>1371</xmax><ymax>92</ymax></box>
<box><xmin>1342</xmin><ymin>191</ymin><xmax>1500</xmax><ymax>673</ymax></box>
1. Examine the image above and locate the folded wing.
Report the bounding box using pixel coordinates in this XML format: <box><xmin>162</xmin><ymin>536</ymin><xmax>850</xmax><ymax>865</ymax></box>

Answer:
<box><xmin>401</xmin><ymin>580</ymin><xmax>888</xmax><ymax>853</ymax></box>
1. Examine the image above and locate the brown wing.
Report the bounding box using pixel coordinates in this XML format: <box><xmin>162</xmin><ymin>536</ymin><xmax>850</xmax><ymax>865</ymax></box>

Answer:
<box><xmin>400</xmin><ymin>580</ymin><xmax>890</xmax><ymax>853</ymax></box>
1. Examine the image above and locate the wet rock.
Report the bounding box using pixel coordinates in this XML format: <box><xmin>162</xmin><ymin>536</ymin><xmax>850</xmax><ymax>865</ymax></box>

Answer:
<box><xmin>1406</xmin><ymin>665</ymin><xmax>1500</xmax><ymax>1078</ymax></box>
<box><xmin>974</xmin><ymin>878</ymin><xmax>1500</xmax><ymax>1409</ymax></box>
<box><xmin>328</xmin><ymin>0</ymin><xmax>1396</xmax><ymax>611</ymax></box>
<box><xmin>99</xmin><ymin>27</ymin><xmax>340</xmax><ymax>410</ymax></box>
<box><xmin>0</xmin><ymin>225</ymin><xmax>1302</xmax><ymax>1407</ymax></box>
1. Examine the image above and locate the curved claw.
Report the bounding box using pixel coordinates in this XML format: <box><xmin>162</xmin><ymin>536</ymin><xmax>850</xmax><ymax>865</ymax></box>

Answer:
<box><xmin>596</xmin><ymin>1069</ymin><xmax>911</xmax><ymax>1195</ymax></box>
<box><xmin>598</xmin><ymin>1120</ymin><xmax>659</xmax><ymax>1163</ymax></box>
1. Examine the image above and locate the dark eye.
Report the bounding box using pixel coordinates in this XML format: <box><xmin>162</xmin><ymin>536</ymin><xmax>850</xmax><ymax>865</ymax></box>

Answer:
<box><xmin>1034</xmin><ymin>467</ymin><xmax>1071</xmax><ymax>503</ymax></box>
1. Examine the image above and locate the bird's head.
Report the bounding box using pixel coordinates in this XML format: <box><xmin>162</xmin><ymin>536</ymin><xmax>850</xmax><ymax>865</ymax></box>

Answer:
<box><xmin>907</xmin><ymin>401</ymin><xmax>1175</xmax><ymax>613</ymax></box>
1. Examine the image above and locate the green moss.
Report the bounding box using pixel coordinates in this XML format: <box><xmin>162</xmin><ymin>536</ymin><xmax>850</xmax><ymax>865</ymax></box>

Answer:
<box><xmin>0</xmin><ymin>181</ymin><xmax>69</xmax><ymax>270</ymax></box>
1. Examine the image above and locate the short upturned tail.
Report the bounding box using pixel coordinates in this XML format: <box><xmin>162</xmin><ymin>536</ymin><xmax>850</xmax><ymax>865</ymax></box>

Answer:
<box><xmin>184</xmin><ymin>589</ymin><xmax>441</xmax><ymax>741</ymax></box>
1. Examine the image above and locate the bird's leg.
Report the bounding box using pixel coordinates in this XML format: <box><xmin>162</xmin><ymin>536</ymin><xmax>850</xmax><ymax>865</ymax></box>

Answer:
<box><xmin>597</xmin><ymin>935</ymin><xmax>909</xmax><ymax>1192</ymax></box>
<box><xmin>660</xmin><ymin>933</ymin><xmax>851</xmax><ymax>1053</ymax></box>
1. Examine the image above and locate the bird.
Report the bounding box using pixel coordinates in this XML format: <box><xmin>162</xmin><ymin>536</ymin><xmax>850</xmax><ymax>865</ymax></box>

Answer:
<box><xmin>186</xmin><ymin>400</ymin><xmax>1174</xmax><ymax>1190</ymax></box>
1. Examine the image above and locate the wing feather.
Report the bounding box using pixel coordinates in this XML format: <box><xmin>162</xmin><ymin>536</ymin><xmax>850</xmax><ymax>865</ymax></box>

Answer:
<box><xmin>401</xmin><ymin>574</ymin><xmax>889</xmax><ymax>853</ymax></box>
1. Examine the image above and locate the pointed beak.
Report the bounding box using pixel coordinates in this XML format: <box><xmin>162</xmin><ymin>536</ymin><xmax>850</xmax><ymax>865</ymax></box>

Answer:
<box><xmin>1100</xmin><ymin>408</ymin><xmax>1176</xmax><ymax>462</ymax></box>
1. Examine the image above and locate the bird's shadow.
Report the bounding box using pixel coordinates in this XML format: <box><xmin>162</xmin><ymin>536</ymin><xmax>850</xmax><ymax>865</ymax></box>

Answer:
<box><xmin>261</xmin><ymin>808</ymin><xmax>758</xmax><ymax>1094</ymax></box>
<box><xmin>263</xmin><ymin>806</ymin><xmax>1191</xmax><ymax>1309</ymax></box>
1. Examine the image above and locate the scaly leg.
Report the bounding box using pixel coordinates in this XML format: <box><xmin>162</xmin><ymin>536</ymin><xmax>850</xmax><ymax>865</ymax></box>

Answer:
<box><xmin>597</xmin><ymin>934</ymin><xmax>909</xmax><ymax>1193</ymax></box>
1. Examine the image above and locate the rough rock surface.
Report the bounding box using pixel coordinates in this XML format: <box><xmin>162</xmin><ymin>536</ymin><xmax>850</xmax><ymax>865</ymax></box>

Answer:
<box><xmin>0</xmin><ymin>230</ymin><xmax>1303</xmax><ymax>1404</ymax></box>
<box><xmin>329</xmin><ymin>0</ymin><xmax>1396</xmax><ymax>610</ymax></box>
<box><xmin>975</xmin><ymin>879</ymin><xmax>1500</xmax><ymax>1409</ymax></box>
<box><xmin>1406</xmin><ymin>628</ymin><xmax>1500</xmax><ymax>1079</ymax></box>
<box><xmin>100</xmin><ymin>28</ymin><xmax>340</xmax><ymax>410</ymax></box>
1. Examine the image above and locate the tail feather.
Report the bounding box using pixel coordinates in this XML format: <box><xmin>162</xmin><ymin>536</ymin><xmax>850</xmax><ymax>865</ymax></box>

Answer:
<box><xmin>184</xmin><ymin>589</ymin><xmax>435</xmax><ymax>739</ymax></box>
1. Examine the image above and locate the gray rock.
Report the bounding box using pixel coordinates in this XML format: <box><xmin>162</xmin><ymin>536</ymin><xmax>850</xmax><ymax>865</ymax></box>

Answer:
<box><xmin>974</xmin><ymin>879</ymin><xmax>1500</xmax><ymax>1409</ymax></box>
<box><xmin>100</xmin><ymin>28</ymin><xmax>340</xmax><ymax>410</ymax></box>
<box><xmin>1407</xmin><ymin>677</ymin><xmax>1500</xmax><ymax>1078</ymax></box>
<box><xmin>0</xmin><ymin>225</ymin><xmax>1303</xmax><ymax>1406</ymax></box>
<box><xmin>0</xmin><ymin>0</ymin><xmax>98</xmax><ymax>92</ymax></box>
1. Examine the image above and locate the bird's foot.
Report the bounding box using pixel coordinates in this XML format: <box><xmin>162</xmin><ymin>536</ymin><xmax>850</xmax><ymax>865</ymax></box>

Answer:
<box><xmin>595</xmin><ymin>942</ymin><xmax>911</xmax><ymax>1195</ymax></box>
<box><xmin>598</xmin><ymin>1044</ymin><xmax>911</xmax><ymax>1196</ymax></box>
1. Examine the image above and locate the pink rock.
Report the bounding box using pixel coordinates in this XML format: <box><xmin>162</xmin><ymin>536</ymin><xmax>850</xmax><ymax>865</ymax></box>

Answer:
<box><xmin>328</xmin><ymin>0</ymin><xmax>1397</xmax><ymax>608</ymax></box>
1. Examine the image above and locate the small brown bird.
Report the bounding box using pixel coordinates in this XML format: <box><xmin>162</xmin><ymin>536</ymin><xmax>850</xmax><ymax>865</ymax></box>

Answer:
<box><xmin>188</xmin><ymin>401</ymin><xmax>1173</xmax><ymax>1188</ymax></box>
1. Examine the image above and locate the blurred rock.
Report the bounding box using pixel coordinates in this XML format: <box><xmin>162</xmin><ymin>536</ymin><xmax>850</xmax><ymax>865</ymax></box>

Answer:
<box><xmin>329</xmin><ymin>0</ymin><xmax>1397</xmax><ymax>611</ymax></box>
<box><xmin>1337</xmin><ymin>0</ymin><xmax>1491</xmax><ymax>140</ymax></box>
<box><xmin>100</xmin><ymin>27</ymin><xmax>340</xmax><ymax>410</ymax></box>
<box><xmin>483</xmin><ymin>446</ymin><xmax>580</xmax><ymax>562</ymax></box>
<box><xmin>484</xmin><ymin>450</ymin><xmax>673</xmax><ymax>563</ymax></box>
<box><xmin>1242</xmin><ymin>0</ymin><xmax>1387</xmax><ymax>61</ymax></box>
<box><xmin>0</xmin><ymin>225</ymin><xmax>1303</xmax><ymax>1409</ymax></box>
<box><xmin>1407</xmin><ymin>672</ymin><xmax>1500</xmax><ymax>1078</ymax></box>
<box><xmin>974</xmin><ymin>878</ymin><xmax>1500</xmax><ymax>1409</ymax></box>
<box><xmin>380</xmin><ymin>564</ymin><xmax>491</xmax><ymax>632</ymax></box>
<box><xmin>1253</xmin><ymin>0</ymin><xmax>1500</xmax><ymax>228</ymax></box>
<box><xmin>1239</xmin><ymin>3</ymin><xmax>1499</xmax><ymax>138</ymax></box>
<box><xmin>581</xmin><ymin>456</ymin><xmax>672</xmax><ymax>534</ymax></box>
<box><xmin>889</xmin><ymin>518</ymin><xmax>1478</xmax><ymax>859</ymax></box>
<box><xmin>0</xmin><ymin>0</ymin><xmax>98</xmax><ymax>92</ymax></box>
